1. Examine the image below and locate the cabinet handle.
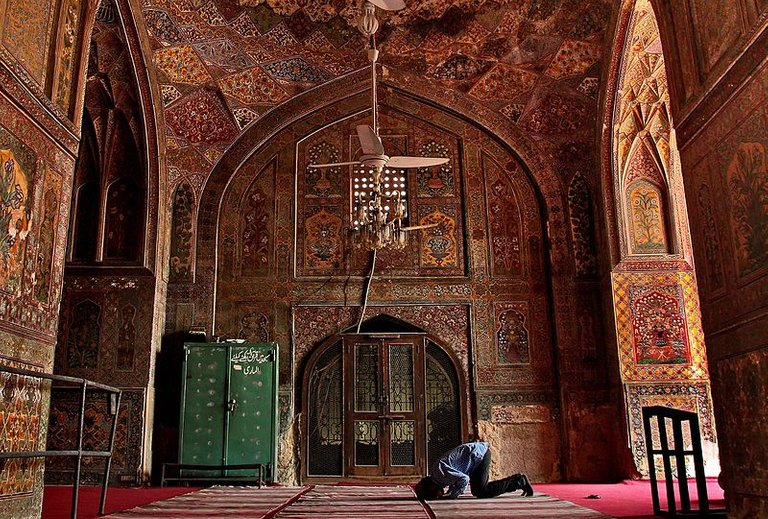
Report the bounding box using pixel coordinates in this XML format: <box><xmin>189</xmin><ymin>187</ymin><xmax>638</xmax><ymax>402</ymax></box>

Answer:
<box><xmin>227</xmin><ymin>399</ymin><xmax>238</xmax><ymax>412</ymax></box>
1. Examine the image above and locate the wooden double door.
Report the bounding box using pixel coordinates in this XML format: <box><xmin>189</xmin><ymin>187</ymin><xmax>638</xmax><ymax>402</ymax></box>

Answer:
<box><xmin>344</xmin><ymin>336</ymin><xmax>426</xmax><ymax>477</ymax></box>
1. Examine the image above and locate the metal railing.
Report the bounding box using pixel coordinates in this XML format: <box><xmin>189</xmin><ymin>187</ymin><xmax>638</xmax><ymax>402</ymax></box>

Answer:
<box><xmin>0</xmin><ymin>365</ymin><xmax>122</xmax><ymax>518</ymax></box>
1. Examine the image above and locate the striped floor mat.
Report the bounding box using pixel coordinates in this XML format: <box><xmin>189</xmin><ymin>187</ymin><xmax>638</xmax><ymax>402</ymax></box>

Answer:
<box><xmin>103</xmin><ymin>485</ymin><xmax>611</xmax><ymax>518</ymax></box>
<box><xmin>274</xmin><ymin>485</ymin><xmax>429</xmax><ymax>518</ymax></box>
<box><xmin>427</xmin><ymin>491</ymin><xmax>611</xmax><ymax>518</ymax></box>
<box><xmin>104</xmin><ymin>485</ymin><xmax>309</xmax><ymax>518</ymax></box>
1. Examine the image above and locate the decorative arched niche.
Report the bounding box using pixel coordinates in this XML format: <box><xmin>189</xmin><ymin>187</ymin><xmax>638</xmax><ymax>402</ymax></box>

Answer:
<box><xmin>299</xmin><ymin>314</ymin><xmax>467</xmax><ymax>482</ymax></box>
<box><xmin>613</xmin><ymin>0</ymin><xmax>678</xmax><ymax>258</ymax></box>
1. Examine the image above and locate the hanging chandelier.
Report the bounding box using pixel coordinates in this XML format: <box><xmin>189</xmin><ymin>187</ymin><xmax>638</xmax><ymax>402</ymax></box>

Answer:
<box><xmin>351</xmin><ymin>165</ymin><xmax>409</xmax><ymax>250</ymax></box>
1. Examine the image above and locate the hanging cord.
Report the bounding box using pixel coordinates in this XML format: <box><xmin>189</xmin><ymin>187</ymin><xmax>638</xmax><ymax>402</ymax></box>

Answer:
<box><xmin>356</xmin><ymin>248</ymin><xmax>377</xmax><ymax>333</ymax></box>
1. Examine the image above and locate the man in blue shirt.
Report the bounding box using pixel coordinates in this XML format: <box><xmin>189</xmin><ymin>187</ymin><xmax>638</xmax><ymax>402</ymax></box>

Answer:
<box><xmin>414</xmin><ymin>441</ymin><xmax>534</xmax><ymax>500</ymax></box>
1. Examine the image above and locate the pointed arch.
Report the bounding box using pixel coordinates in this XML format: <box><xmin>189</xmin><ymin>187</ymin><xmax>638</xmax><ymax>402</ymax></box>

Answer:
<box><xmin>613</xmin><ymin>0</ymin><xmax>676</xmax><ymax>257</ymax></box>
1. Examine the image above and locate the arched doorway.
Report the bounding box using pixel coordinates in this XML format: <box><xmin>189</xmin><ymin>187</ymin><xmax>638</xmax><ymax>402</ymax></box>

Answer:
<box><xmin>301</xmin><ymin>315</ymin><xmax>465</xmax><ymax>481</ymax></box>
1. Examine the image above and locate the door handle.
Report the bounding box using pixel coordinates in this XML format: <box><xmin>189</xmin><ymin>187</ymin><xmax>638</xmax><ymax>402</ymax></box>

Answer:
<box><xmin>227</xmin><ymin>399</ymin><xmax>238</xmax><ymax>412</ymax></box>
<box><xmin>381</xmin><ymin>415</ymin><xmax>406</xmax><ymax>420</ymax></box>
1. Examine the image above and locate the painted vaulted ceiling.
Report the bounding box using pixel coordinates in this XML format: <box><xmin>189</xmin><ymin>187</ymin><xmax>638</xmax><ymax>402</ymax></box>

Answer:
<box><xmin>133</xmin><ymin>0</ymin><xmax>612</xmax><ymax>193</ymax></box>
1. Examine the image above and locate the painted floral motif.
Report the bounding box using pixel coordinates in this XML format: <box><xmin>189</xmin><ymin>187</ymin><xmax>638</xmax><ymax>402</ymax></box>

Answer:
<box><xmin>34</xmin><ymin>170</ymin><xmax>62</xmax><ymax>302</ymax></box>
<box><xmin>0</xmin><ymin>372</ymin><xmax>43</xmax><ymax>497</ymax></box>
<box><xmin>144</xmin><ymin>9</ymin><xmax>184</xmax><ymax>44</ymax></box>
<box><xmin>430</xmin><ymin>53</ymin><xmax>493</xmax><ymax>81</ymax></box>
<box><xmin>154</xmin><ymin>46</ymin><xmax>212</xmax><ymax>86</ymax></box>
<box><xmin>306</xmin><ymin>142</ymin><xmax>342</xmax><ymax>197</ymax></box>
<box><xmin>66</xmin><ymin>300</ymin><xmax>101</xmax><ymax>369</ymax></box>
<box><xmin>727</xmin><ymin>142</ymin><xmax>768</xmax><ymax>277</ymax></box>
<box><xmin>262</xmin><ymin>57</ymin><xmax>331</xmax><ymax>83</ymax></box>
<box><xmin>54</xmin><ymin>0</ymin><xmax>80</xmax><ymax>110</ymax></box>
<box><xmin>193</xmin><ymin>39</ymin><xmax>255</xmax><ymax>70</ymax></box>
<box><xmin>468</xmin><ymin>63</ymin><xmax>538</xmax><ymax>101</ymax></box>
<box><xmin>218</xmin><ymin>67</ymin><xmax>289</xmax><ymax>105</ymax></box>
<box><xmin>1</xmin><ymin>0</ymin><xmax>54</xmax><ymax>85</ymax></box>
<box><xmin>419</xmin><ymin>210</ymin><xmax>456</xmax><ymax>268</ymax></box>
<box><xmin>568</xmin><ymin>173</ymin><xmax>597</xmax><ymax>278</ymax></box>
<box><xmin>630</xmin><ymin>286</ymin><xmax>690</xmax><ymax>365</ymax></box>
<box><xmin>416</xmin><ymin>141</ymin><xmax>453</xmax><ymax>198</ymax></box>
<box><xmin>696</xmin><ymin>184</ymin><xmax>724</xmax><ymax>291</ymax></box>
<box><xmin>116</xmin><ymin>304</ymin><xmax>136</xmax><ymax>371</ymax></box>
<box><xmin>165</xmin><ymin>89</ymin><xmax>239</xmax><ymax>146</ymax></box>
<box><xmin>240</xmin><ymin>185</ymin><xmax>271</xmax><ymax>277</ymax></box>
<box><xmin>0</xmin><ymin>150</ymin><xmax>31</xmax><ymax>293</ymax></box>
<box><xmin>169</xmin><ymin>183</ymin><xmax>194</xmax><ymax>283</ymax></box>
<box><xmin>628</xmin><ymin>181</ymin><xmax>668</xmax><ymax>254</ymax></box>
<box><xmin>486</xmin><ymin>166</ymin><xmax>523</xmax><ymax>277</ymax></box>
<box><xmin>545</xmin><ymin>39</ymin><xmax>601</xmax><ymax>79</ymax></box>
<box><xmin>239</xmin><ymin>311</ymin><xmax>270</xmax><ymax>343</ymax></box>
<box><xmin>305</xmin><ymin>209</ymin><xmax>342</xmax><ymax>270</ymax></box>
<box><xmin>497</xmin><ymin>307</ymin><xmax>530</xmax><ymax>364</ymax></box>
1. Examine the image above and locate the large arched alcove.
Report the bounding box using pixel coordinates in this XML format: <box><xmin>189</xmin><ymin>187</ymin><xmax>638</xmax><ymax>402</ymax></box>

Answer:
<box><xmin>600</xmin><ymin>0</ymin><xmax>719</xmax><ymax>479</ymax></box>
<box><xmin>182</xmin><ymin>66</ymin><xmax>621</xmax><ymax>483</ymax></box>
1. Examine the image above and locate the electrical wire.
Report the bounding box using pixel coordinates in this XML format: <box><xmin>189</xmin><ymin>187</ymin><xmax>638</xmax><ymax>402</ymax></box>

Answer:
<box><xmin>356</xmin><ymin>248</ymin><xmax>377</xmax><ymax>333</ymax></box>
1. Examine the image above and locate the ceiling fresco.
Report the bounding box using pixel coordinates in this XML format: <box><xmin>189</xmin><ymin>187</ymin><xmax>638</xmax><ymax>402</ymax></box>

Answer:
<box><xmin>140</xmin><ymin>0</ymin><xmax>612</xmax><ymax>193</ymax></box>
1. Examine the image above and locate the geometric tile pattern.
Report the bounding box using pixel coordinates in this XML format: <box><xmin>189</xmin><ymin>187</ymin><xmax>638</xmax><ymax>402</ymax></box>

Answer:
<box><xmin>165</xmin><ymin>89</ymin><xmax>239</xmax><ymax>146</ymax></box>
<box><xmin>154</xmin><ymin>46</ymin><xmax>212</xmax><ymax>86</ymax></box>
<box><xmin>140</xmin><ymin>0</ymin><xmax>612</xmax><ymax>199</ymax></box>
<box><xmin>160</xmin><ymin>84</ymin><xmax>182</xmax><ymax>107</ymax></box>
<box><xmin>545</xmin><ymin>39</ymin><xmax>601</xmax><ymax>79</ymax></box>
<box><xmin>218</xmin><ymin>67</ymin><xmax>289</xmax><ymax>105</ymax></box>
<box><xmin>233</xmin><ymin>107</ymin><xmax>259</xmax><ymax>129</ymax></box>
<box><xmin>468</xmin><ymin>64</ymin><xmax>538</xmax><ymax>101</ymax></box>
<box><xmin>262</xmin><ymin>57</ymin><xmax>331</xmax><ymax>84</ymax></box>
<box><xmin>193</xmin><ymin>39</ymin><xmax>255</xmax><ymax>70</ymax></box>
<box><xmin>143</xmin><ymin>9</ymin><xmax>184</xmax><ymax>44</ymax></box>
<box><xmin>45</xmin><ymin>390</ymin><xmax>144</xmax><ymax>485</ymax></box>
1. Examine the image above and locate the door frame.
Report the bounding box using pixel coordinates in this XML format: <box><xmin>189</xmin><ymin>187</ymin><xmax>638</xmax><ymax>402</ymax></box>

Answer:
<box><xmin>299</xmin><ymin>317</ymin><xmax>470</xmax><ymax>483</ymax></box>
<box><xmin>343</xmin><ymin>335</ymin><xmax>426</xmax><ymax>477</ymax></box>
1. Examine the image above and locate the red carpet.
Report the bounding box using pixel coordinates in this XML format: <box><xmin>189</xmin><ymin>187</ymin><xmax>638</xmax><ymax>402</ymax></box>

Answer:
<box><xmin>42</xmin><ymin>479</ymin><xmax>726</xmax><ymax>519</ymax></box>
<box><xmin>42</xmin><ymin>486</ymin><xmax>201</xmax><ymax>519</ymax></box>
<box><xmin>538</xmin><ymin>478</ymin><xmax>725</xmax><ymax>518</ymax></box>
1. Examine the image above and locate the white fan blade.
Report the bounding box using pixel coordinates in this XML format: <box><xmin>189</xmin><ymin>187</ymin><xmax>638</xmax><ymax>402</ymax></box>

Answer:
<box><xmin>387</xmin><ymin>156</ymin><xmax>449</xmax><ymax>168</ymax></box>
<box><xmin>369</xmin><ymin>0</ymin><xmax>406</xmax><ymax>11</ymax></box>
<box><xmin>357</xmin><ymin>125</ymin><xmax>385</xmax><ymax>156</ymax></box>
<box><xmin>308</xmin><ymin>161</ymin><xmax>359</xmax><ymax>168</ymax></box>
<box><xmin>400</xmin><ymin>223</ymin><xmax>439</xmax><ymax>231</ymax></box>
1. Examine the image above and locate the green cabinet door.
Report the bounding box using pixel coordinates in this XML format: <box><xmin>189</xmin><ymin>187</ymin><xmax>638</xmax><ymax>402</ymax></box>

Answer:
<box><xmin>180</xmin><ymin>342</ymin><xmax>279</xmax><ymax>481</ymax></box>
<box><xmin>179</xmin><ymin>345</ymin><xmax>228</xmax><ymax>475</ymax></box>
<box><xmin>225</xmin><ymin>344</ymin><xmax>278</xmax><ymax>479</ymax></box>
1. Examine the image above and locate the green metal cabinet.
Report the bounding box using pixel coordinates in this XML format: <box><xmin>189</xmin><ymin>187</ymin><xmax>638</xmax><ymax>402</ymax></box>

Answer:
<box><xmin>179</xmin><ymin>342</ymin><xmax>279</xmax><ymax>482</ymax></box>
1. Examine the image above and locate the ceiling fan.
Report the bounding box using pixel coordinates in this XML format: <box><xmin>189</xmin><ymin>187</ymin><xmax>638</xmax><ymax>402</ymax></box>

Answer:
<box><xmin>308</xmin><ymin>0</ymin><xmax>450</xmax><ymax>171</ymax></box>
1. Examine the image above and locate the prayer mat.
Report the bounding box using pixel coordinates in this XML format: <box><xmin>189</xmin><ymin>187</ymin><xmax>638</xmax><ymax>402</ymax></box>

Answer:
<box><xmin>426</xmin><ymin>491</ymin><xmax>612</xmax><ymax>518</ymax></box>
<box><xmin>274</xmin><ymin>484</ymin><xmax>430</xmax><ymax>518</ymax></box>
<box><xmin>104</xmin><ymin>485</ymin><xmax>309</xmax><ymax>518</ymax></box>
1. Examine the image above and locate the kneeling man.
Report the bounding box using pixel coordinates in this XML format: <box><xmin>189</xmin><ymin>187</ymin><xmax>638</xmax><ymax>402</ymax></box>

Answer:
<box><xmin>414</xmin><ymin>441</ymin><xmax>534</xmax><ymax>500</ymax></box>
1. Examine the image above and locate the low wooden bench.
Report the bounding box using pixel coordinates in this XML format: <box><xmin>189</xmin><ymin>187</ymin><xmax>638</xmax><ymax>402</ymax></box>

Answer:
<box><xmin>161</xmin><ymin>462</ymin><xmax>269</xmax><ymax>488</ymax></box>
